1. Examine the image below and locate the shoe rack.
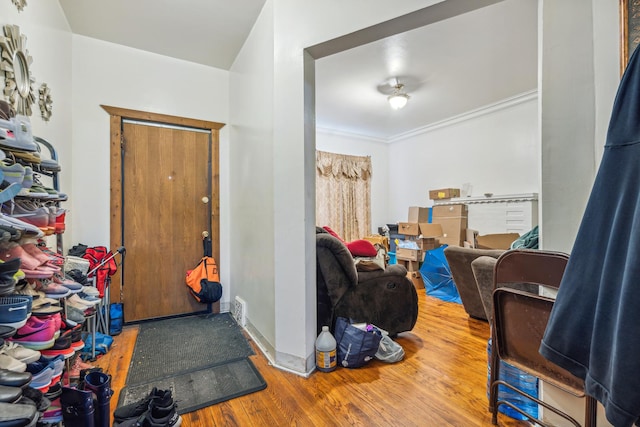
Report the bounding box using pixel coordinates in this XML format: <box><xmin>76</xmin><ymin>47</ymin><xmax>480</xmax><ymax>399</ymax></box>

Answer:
<box><xmin>31</xmin><ymin>136</ymin><xmax>63</xmax><ymax>254</ymax></box>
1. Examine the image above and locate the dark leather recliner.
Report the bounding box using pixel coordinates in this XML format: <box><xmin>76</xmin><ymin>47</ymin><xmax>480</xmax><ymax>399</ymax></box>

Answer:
<box><xmin>316</xmin><ymin>229</ymin><xmax>418</xmax><ymax>336</ymax></box>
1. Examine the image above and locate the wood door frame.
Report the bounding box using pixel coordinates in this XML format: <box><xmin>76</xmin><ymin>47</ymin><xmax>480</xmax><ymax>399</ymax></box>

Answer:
<box><xmin>102</xmin><ymin>105</ymin><xmax>225</xmax><ymax>305</ymax></box>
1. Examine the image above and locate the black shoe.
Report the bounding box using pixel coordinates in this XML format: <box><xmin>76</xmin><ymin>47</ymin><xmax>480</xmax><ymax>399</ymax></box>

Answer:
<box><xmin>21</xmin><ymin>386</ymin><xmax>50</xmax><ymax>412</ymax></box>
<box><xmin>114</xmin><ymin>400</ymin><xmax>181</xmax><ymax>427</ymax></box>
<box><xmin>114</xmin><ymin>388</ymin><xmax>173</xmax><ymax>422</ymax></box>
<box><xmin>0</xmin><ymin>369</ymin><xmax>31</xmax><ymax>388</ymax></box>
<box><xmin>0</xmin><ymin>401</ymin><xmax>38</xmax><ymax>426</ymax></box>
<box><xmin>0</xmin><ymin>384</ymin><xmax>22</xmax><ymax>403</ymax></box>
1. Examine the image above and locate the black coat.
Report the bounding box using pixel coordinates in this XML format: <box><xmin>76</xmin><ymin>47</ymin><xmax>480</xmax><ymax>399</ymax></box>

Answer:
<box><xmin>540</xmin><ymin>46</ymin><xmax>640</xmax><ymax>427</ymax></box>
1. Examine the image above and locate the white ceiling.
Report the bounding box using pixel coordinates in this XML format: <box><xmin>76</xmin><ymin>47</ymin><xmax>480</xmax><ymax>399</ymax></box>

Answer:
<box><xmin>58</xmin><ymin>0</ymin><xmax>537</xmax><ymax>140</ymax></box>
<box><xmin>316</xmin><ymin>0</ymin><xmax>538</xmax><ymax>140</ymax></box>
<box><xmin>58</xmin><ymin>0</ymin><xmax>267</xmax><ymax>70</ymax></box>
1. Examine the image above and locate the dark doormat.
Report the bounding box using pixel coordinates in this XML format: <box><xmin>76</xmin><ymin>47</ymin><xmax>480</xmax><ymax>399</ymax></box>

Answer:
<box><xmin>118</xmin><ymin>313</ymin><xmax>267</xmax><ymax>415</ymax></box>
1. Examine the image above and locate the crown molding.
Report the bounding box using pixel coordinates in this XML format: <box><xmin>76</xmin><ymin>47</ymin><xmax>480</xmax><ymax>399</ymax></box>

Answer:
<box><xmin>316</xmin><ymin>126</ymin><xmax>388</xmax><ymax>144</ymax></box>
<box><xmin>389</xmin><ymin>90</ymin><xmax>538</xmax><ymax>143</ymax></box>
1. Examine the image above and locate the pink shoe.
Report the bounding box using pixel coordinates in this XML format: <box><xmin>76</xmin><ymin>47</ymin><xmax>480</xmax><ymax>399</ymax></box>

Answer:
<box><xmin>9</xmin><ymin>316</ymin><xmax>56</xmax><ymax>350</ymax></box>
<box><xmin>37</xmin><ymin>313</ymin><xmax>61</xmax><ymax>332</ymax></box>
<box><xmin>37</xmin><ymin>282</ymin><xmax>71</xmax><ymax>299</ymax></box>
<box><xmin>0</xmin><ymin>244</ymin><xmax>58</xmax><ymax>277</ymax></box>
<box><xmin>22</xmin><ymin>243</ymin><xmax>58</xmax><ymax>267</ymax></box>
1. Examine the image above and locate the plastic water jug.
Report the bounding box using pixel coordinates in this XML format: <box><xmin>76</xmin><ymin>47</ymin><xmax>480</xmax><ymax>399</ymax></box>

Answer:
<box><xmin>487</xmin><ymin>338</ymin><xmax>538</xmax><ymax>420</ymax></box>
<box><xmin>315</xmin><ymin>326</ymin><xmax>337</xmax><ymax>372</ymax></box>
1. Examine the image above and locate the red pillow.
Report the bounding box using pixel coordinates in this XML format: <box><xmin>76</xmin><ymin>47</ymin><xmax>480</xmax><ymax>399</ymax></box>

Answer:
<box><xmin>346</xmin><ymin>239</ymin><xmax>378</xmax><ymax>257</ymax></box>
<box><xmin>322</xmin><ymin>226</ymin><xmax>346</xmax><ymax>243</ymax></box>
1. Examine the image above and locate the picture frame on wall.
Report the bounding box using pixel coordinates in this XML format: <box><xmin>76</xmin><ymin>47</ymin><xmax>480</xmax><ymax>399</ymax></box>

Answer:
<box><xmin>621</xmin><ymin>0</ymin><xmax>640</xmax><ymax>73</ymax></box>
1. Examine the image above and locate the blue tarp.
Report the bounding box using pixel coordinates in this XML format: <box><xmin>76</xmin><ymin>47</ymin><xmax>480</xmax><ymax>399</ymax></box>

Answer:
<box><xmin>420</xmin><ymin>245</ymin><xmax>461</xmax><ymax>304</ymax></box>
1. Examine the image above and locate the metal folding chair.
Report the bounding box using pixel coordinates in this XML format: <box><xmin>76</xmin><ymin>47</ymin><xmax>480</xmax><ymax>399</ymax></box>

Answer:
<box><xmin>489</xmin><ymin>249</ymin><xmax>597</xmax><ymax>427</ymax></box>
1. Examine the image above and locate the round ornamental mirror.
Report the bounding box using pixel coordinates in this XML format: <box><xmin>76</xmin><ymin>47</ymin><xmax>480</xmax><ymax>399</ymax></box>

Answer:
<box><xmin>0</xmin><ymin>25</ymin><xmax>36</xmax><ymax>116</ymax></box>
<box><xmin>13</xmin><ymin>51</ymin><xmax>30</xmax><ymax>98</ymax></box>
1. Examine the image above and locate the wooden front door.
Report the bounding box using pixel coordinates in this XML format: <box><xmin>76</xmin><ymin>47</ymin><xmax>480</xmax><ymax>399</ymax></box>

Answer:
<box><xmin>103</xmin><ymin>106</ymin><xmax>223</xmax><ymax>322</ymax></box>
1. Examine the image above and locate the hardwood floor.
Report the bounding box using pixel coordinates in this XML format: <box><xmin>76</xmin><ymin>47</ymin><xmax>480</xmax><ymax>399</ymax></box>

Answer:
<box><xmin>95</xmin><ymin>291</ymin><xmax>531</xmax><ymax>426</ymax></box>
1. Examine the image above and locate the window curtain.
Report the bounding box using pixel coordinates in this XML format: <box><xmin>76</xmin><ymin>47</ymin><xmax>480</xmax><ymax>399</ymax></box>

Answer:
<box><xmin>316</xmin><ymin>150</ymin><xmax>372</xmax><ymax>242</ymax></box>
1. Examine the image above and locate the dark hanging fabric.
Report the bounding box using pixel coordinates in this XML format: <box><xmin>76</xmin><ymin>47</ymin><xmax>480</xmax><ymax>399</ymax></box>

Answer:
<box><xmin>539</xmin><ymin>46</ymin><xmax>640</xmax><ymax>427</ymax></box>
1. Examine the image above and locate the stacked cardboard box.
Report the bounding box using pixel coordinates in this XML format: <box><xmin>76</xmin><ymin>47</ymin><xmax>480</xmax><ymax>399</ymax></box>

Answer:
<box><xmin>431</xmin><ymin>204</ymin><xmax>468</xmax><ymax>247</ymax></box>
<box><xmin>429</xmin><ymin>188</ymin><xmax>460</xmax><ymax>200</ymax></box>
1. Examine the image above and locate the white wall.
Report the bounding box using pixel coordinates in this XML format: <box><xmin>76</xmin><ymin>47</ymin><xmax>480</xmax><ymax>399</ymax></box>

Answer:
<box><xmin>228</xmin><ymin>1</ymin><xmax>276</xmax><ymax>354</ymax></box>
<box><xmin>538</xmin><ymin>0</ymin><xmax>618</xmax><ymax>425</ymax></box>
<box><xmin>0</xmin><ymin>2</ymin><xmax>72</xmax><ymax>201</ymax></box>
<box><xmin>316</xmin><ymin>129</ymin><xmax>390</xmax><ymax>233</ymax></box>
<box><xmin>70</xmin><ymin>35</ymin><xmax>232</xmax><ymax>309</ymax></box>
<box><xmin>231</xmin><ymin>0</ymin><xmax>445</xmax><ymax>372</ymax></box>
<box><xmin>388</xmin><ymin>93</ymin><xmax>539</xmax><ymax>221</ymax></box>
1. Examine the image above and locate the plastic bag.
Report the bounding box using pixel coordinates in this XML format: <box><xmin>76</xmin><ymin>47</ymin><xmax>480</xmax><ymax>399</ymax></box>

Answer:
<box><xmin>375</xmin><ymin>334</ymin><xmax>405</xmax><ymax>363</ymax></box>
<box><xmin>334</xmin><ymin>317</ymin><xmax>383</xmax><ymax>368</ymax></box>
<box><xmin>109</xmin><ymin>303</ymin><xmax>123</xmax><ymax>336</ymax></box>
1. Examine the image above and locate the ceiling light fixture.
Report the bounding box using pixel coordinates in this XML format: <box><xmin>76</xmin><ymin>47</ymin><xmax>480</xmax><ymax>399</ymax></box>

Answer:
<box><xmin>388</xmin><ymin>80</ymin><xmax>410</xmax><ymax>110</ymax></box>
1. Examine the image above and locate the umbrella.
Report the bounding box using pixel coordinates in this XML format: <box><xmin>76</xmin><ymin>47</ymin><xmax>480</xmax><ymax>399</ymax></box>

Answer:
<box><xmin>419</xmin><ymin>244</ymin><xmax>462</xmax><ymax>304</ymax></box>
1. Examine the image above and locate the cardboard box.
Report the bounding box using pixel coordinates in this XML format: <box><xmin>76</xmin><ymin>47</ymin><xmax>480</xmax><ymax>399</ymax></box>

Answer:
<box><xmin>397</xmin><ymin>259</ymin><xmax>420</xmax><ymax>272</ymax></box>
<box><xmin>433</xmin><ymin>218</ymin><xmax>467</xmax><ymax>247</ymax></box>
<box><xmin>432</xmin><ymin>204</ymin><xmax>468</xmax><ymax>218</ymax></box>
<box><xmin>432</xmin><ymin>204</ymin><xmax>468</xmax><ymax>247</ymax></box>
<box><xmin>418</xmin><ymin>223</ymin><xmax>443</xmax><ymax>238</ymax></box>
<box><xmin>429</xmin><ymin>188</ymin><xmax>460</xmax><ymax>200</ymax></box>
<box><xmin>476</xmin><ymin>233</ymin><xmax>521</xmax><ymax>250</ymax></box>
<box><xmin>398</xmin><ymin>222</ymin><xmax>420</xmax><ymax>236</ymax></box>
<box><xmin>396</xmin><ymin>248</ymin><xmax>422</xmax><ymax>262</ymax></box>
<box><xmin>407</xmin><ymin>271</ymin><xmax>424</xmax><ymax>290</ymax></box>
<box><xmin>416</xmin><ymin>237</ymin><xmax>439</xmax><ymax>251</ymax></box>
<box><xmin>408</xmin><ymin>206</ymin><xmax>430</xmax><ymax>223</ymax></box>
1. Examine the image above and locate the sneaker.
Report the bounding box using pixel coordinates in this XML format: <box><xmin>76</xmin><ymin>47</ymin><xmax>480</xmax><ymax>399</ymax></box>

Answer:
<box><xmin>9</xmin><ymin>316</ymin><xmax>56</xmax><ymax>350</ymax></box>
<box><xmin>65</xmin><ymin>305</ymin><xmax>85</xmax><ymax>324</ymax></box>
<box><xmin>114</xmin><ymin>388</ymin><xmax>174</xmax><ymax>422</ymax></box>
<box><xmin>0</xmin><ymin>161</ymin><xmax>24</xmax><ymax>186</ymax></box>
<box><xmin>37</xmin><ymin>281</ymin><xmax>71</xmax><ymax>299</ymax></box>
<box><xmin>115</xmin><ymin>399</ymin><xmax>181</xmax><ymax>427</ymax></box>
<box><xmin>1</xmin><ymin>201</ymin><xmax>51</xmax><ymax>234</ymax></box>
<box><xmin>68</xmin><ymin>294</ymin><xmax>99</xmax><ymax>308</ymax></box>
<box><xmin>0</xmin><ymin>214</ymin><xmax>43</xmax><ymax>239</ymax></box>
<box><xmin>52</xmin><ymin>273</ymin><xmax>82</xmax><ymax>294</ymax></box>
<box><xmin>44</xmin><ymin>381</ymin><xmax>61</xmax><ymax>400</ymax></box>
<box><xmin>25</xmin><ymin>358</ymin><xmax>54</xmax><ymax>391</ymax></box>
<box><xmin>40</xmin><ymin>396</ymin><xmax>62</xmax><ymax>423</ymax></box>
<box><xmin>81</xmin><ymin>286</ymin><xmax>100</xmax><ymax>297</ymax></box>
<box><xmin>0</xmin><ymin>353</ymin><xmax>26</xmax><ymax>372</ymax></box>
<box><xmin>40</xmin><ymin>336</ymin><xmax>74</xmax><ymax>359</ymax></box>
<box><xmin>37</xmin><ymin>355</ymin><xmax>64</xmax><ymax>384</ymax></box>
<box><xmin>0</xmin><ymin>340</ymin><xmax>40</xmax><ymax>364</ymax></box>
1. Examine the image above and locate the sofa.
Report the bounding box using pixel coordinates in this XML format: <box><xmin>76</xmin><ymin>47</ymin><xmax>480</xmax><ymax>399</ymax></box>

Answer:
<box><xmin>316</xmin><ymin>229</ymin><xmax>418</xmax><ymax>336</ymax></box>
<box><xmin>443</xmin><ymin>246</ymin><xmax>504</xmax><ymax>321</ymax></box>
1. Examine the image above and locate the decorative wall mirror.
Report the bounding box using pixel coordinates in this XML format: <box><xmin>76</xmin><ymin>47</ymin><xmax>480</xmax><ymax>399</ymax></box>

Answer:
<box><xmin>12</xmin><ymin>0</ymin><xmax>26</xmax><ymax>11</ymax></box>
<box><xmin>0</xmin><ymin>25</ymin><xmax>36</xmax><ymax>116</ymax></box>
<box><xmin>39</xmin><ymin>83</ymin><xmax>52</xmax><ymax>121</ymax></box>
